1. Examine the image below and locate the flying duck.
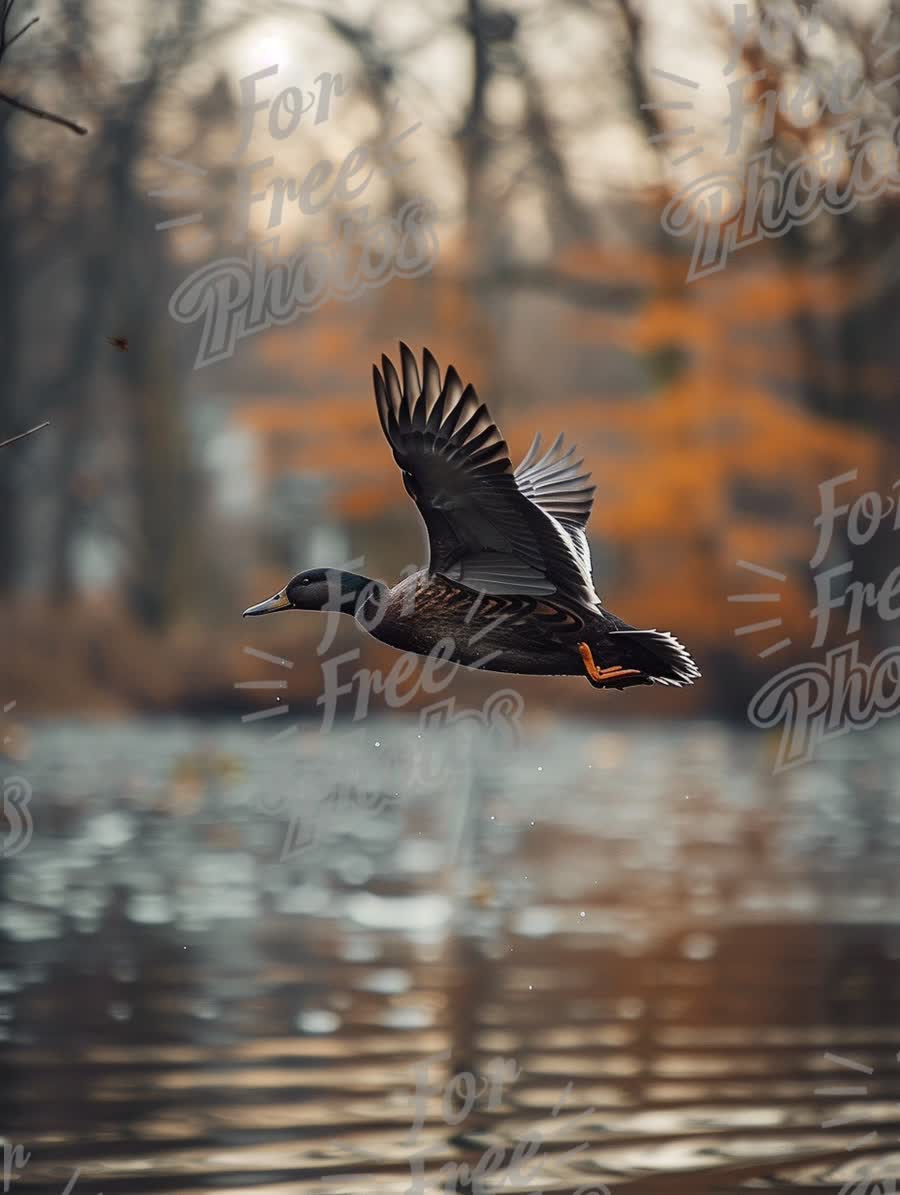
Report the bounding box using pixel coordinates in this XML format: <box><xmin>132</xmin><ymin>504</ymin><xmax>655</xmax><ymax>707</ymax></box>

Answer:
<box><xmin>244</xmin><ymin>344</ymin><xmax>700</xmax><ymax>691</ymax></box>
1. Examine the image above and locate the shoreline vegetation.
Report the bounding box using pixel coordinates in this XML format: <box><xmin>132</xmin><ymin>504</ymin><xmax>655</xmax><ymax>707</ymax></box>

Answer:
<box><xmin>0</xmin><ymin>599</ymin><xmax>729</xmax><ymax>718</ymax></box>
<box><xmin>0</xmin><ymin>595</ymin><xmax>882</xmax><ymax>724</ymax></box>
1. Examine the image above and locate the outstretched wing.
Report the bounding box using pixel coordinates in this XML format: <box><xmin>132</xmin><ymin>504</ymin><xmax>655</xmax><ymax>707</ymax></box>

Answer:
<box><xmin>372</xmin><ymin>344</ymin><xmax>599</xmax><ymax>605</ymax></box>
<box><xmin>513</xmin><ymin>432</ymin><xmax>599</xmax><ymax>601</ymax></box>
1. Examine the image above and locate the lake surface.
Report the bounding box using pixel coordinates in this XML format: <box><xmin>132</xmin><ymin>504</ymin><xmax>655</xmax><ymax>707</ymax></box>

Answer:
<box><xmin>2</xmin><ymin>717</ymin><xmax>900</xmax><ymax>1193</ymax></box>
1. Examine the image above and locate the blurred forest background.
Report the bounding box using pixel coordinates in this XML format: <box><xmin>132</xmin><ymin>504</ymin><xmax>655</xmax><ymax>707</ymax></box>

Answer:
<box><xmin>1</xmin><ymin>0</ymin><xmax>898</xmax><ymax>720</ymax></box>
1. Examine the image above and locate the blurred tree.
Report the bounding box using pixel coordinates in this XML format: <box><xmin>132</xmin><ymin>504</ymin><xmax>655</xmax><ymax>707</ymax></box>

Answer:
<box><xmin>5</xmin><ymin>0</ymin><xmax>254</xmax><ymax>625</ymax></box>
<box><xmin>727</xmin><ymin>1</ymin><xmax>900</xmax><ymax>644</ymax></box>
<box><xmin>0</xmin><ymin>0</ymin><xmax>85</xmax><ymax>593</ymax></box>
<box><xmin>2</xmin><ymin>0</ymin><xmax>898</xmax><ymax>709</ymax></box>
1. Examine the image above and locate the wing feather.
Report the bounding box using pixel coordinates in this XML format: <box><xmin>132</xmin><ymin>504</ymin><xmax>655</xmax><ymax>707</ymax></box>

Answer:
<box><xmin>372</xmin><ymin>345</ymin><xmax>598</xmax><ymax>605</ymax></box>
<box><xmin>513</xmin><ymin>431</ymin><xmax>599</xmax><ymax>601</ymax></box>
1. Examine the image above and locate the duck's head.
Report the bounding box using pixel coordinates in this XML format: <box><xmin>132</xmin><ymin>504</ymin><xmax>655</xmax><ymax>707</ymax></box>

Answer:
<box><xmin>242</xmin><ymin>568</ymin><xmax>374</xmax><ymax>617</ymax></box>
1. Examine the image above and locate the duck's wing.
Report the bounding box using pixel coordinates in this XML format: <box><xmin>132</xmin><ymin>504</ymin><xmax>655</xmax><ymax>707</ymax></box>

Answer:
<box><xmin>373</xmin><ymin>344</ymin><xmax>599</xmax><ymax>605</ymax></box>
<box><xmin>513</xmin><ymin>432</ymin><xmax>599</xmax><ymax>601</ymax></box>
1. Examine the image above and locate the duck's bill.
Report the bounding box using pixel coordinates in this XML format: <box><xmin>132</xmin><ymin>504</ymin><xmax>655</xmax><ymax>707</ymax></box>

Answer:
<box><xmin>243</xmin><ymin>590</ymin><xmax>290</xmax><ymax>617</ymax></box>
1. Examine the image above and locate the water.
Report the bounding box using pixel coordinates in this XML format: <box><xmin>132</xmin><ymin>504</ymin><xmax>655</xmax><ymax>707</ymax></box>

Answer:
<box><xmin>2</xmin><ymin>717</ymin><xmax>900</xmax><ymax>1192</ymax></box>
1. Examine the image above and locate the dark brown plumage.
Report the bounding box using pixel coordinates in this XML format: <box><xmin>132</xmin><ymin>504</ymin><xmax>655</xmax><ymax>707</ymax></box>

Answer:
<box><xmin>243</xmin><ymin>344</ymin><xmax>700</xmax><ymax>691</ymax></box>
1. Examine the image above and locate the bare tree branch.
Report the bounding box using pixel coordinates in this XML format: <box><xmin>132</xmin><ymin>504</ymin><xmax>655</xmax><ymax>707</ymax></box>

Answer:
<box><xmin>0</xmin><ymin>87</ymin><xmax>86</xmax><ymax>134</ymax></box>
<box><xmin>2</xmin><ymin>14</ymin><xmax>37</xmax><ymax>54</ymax></box>
<box><xmin>0</xmin><ymin>420</ymin><xmax>49</xmax><ymax>449</ymax></box>
<box><xmin>0</xmin><ymin>0</ymin><xmax>87</xmax><ymax>134</ymax></box>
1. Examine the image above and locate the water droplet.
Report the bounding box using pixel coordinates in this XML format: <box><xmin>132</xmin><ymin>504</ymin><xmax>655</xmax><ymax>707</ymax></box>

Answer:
<box><xmin>681</xmin><ymin>932</ymin><xmax>717</xmax><ymax>960</ymax></box>
<box><xmin>378</xmin><ymin>1004</ymin><xmax>432</xmax><ymax>1030</ymax></box>
<box><xmin>112</xmin><ymin>959</ymin><xmax>137</xmax><ymax>983</ymax></box>
<box><xmin>358</xmin><ymin>968</ymin><xmax>411</xmax><ymax>995</ymax></box>
<box><xmin>298</xmin><ymin>1009</ymin><xmax>340</xmax><ymax>1034</ymax></box>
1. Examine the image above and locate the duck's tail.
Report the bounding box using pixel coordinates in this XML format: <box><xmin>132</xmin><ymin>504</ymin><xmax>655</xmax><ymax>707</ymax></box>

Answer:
<box><xmin>609</xmin><ymin>628</ymin><xmax>701</xmax><ymax>687</ymax></box>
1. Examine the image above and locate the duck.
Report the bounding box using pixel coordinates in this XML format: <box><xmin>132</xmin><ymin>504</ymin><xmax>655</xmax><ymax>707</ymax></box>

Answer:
<box><xmin>243</xmin><ymin>344</ymin><xmax>700</xmax><ymax>691</ymax></box>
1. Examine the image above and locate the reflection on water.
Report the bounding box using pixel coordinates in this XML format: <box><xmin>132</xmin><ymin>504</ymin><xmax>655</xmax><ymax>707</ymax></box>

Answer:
<box><xmin>2</xmin><ymin>717</ymin><xmax>900</xmax><ymax>1192</ymax></box>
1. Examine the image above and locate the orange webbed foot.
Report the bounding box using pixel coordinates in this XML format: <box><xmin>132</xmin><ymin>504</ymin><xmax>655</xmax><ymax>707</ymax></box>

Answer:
<box><xmin>577</xmin><ymin>642</ymin><xmax>643</xmax><ymax>689</ymax></box>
